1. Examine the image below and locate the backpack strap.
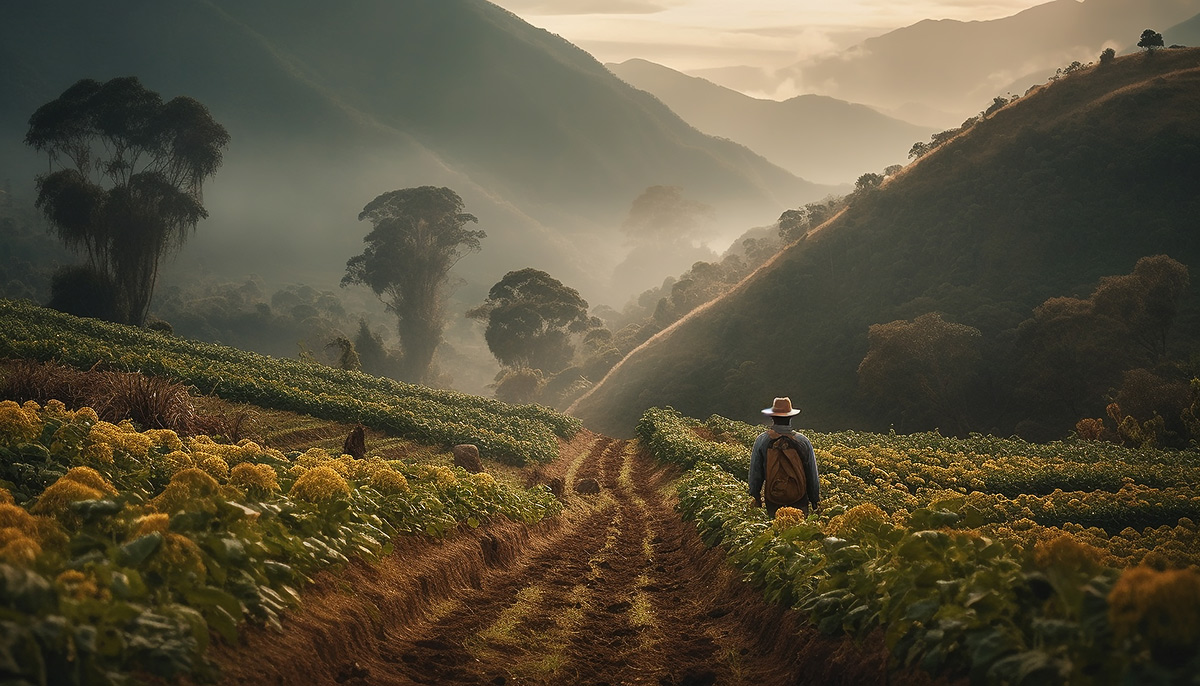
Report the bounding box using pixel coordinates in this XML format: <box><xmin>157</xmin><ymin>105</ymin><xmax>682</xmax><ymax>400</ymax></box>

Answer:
<box><xmin>767</xmin><ymin>429</ymin><xmax>799</xmax><ymax>447</ymax></box>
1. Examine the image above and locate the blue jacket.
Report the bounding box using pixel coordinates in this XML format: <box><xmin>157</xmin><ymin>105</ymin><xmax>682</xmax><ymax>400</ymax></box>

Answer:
<box><xmin>749</xmin><ymin>424</ymin><xmax>820</xmax><ymax>507</ymax></box>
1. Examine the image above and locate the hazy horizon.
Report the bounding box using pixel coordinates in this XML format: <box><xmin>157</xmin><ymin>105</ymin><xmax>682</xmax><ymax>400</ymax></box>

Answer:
<box><xmin>491</xmin><ymin>0</ymin><xmax>1050</xmax><ymax>90</ymax></box>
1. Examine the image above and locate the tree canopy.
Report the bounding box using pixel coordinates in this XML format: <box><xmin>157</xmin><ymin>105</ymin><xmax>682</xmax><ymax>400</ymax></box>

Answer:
<box><xmin>25</xmin><ymin>76</ymin><xmax>229</xmax><ymax>325</ymax></box>
<box><xmin>342</xmin><ymin>186</ymin><xmax>484</xmax><ymax>384</ymax></box>
<box><xmin>468</xmin><ymin>267</ymin><xmax>598</xmax><ymax>373</ymax></box>
<box><xmin>1138</xmin><ymin>29</ymin><xmax>1165</xmax><ymax>52</ymax></box>
<box><xmin>857</xmin><ymin>312</ymin><xmax>982</xmax><ymax>434</ymax></box>
<box><xmin>620</xmin><ymin>185</ymin><xmax>713</xmax><ymax>242</ymax></box>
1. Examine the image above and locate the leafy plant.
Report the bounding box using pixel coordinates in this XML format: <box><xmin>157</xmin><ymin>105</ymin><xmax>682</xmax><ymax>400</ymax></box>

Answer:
<box><xmin>0</xmin><ymin>399</ymin><xmax>562</xmax><ymax>685</ymax></box>
<box><xmin>646</xmin><ymin>408</ymin><xmax>1200</xmax><ymax>683</ymax></box>
<box><xmin>0</xmin><ymin>298</ymin><xmax>581</xmax><ymax>464</ymax></box>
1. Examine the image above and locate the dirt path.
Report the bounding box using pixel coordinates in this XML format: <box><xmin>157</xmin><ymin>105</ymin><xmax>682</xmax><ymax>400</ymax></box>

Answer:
<box><xmin>212</xmin><ymin>433</ymin><xmax>939</xmax><ymax>686</ymax></box>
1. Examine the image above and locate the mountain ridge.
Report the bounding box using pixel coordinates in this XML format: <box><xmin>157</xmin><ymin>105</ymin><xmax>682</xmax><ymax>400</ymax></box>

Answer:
<box><xmin>571</xmin><ymin>48</ymin><xmax>1200</xmax><ymax>438</ymax></box>
<box><xmin>0</xmin><ymin>0</ymin><xmax>827</xmax><ymax>304</ymax></box>
<box><xmin>607</xmin><ymin>58</ymin><xmax>934</xmax><ymax>185</ymax></box>
<box><xmin>773</xmin><ymin>0</ymin><xmax>1200</xmax><ymax>123</ymax></box>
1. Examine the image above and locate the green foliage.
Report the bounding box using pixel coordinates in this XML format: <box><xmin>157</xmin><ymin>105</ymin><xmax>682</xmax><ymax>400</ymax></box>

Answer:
<box><xmin>621</xmin><ymin>185</ymin><xmax>712</xmax><ymax>242</ymax></box>
<box><xmin>0</xmin><ymin>192</ymin><xmax>72</xmax><ymax>305</ymax></box>
<box><xmin>342</xmin><ymin>186</ymin><xmax>485</xmax><ymax>384</ymax></box>
<box><xmin>1012</xmin><ymin>255</ymin><xmax>1192</xmax><ymax>441</ymax></box>
<box><xmin>598</xmin><ymin>218</ymin><xmax>804</xmax><ymax>369</ymax></box>
<box><xmin>0</xmin><ymin>298</ymin><xmax>580</xmax><ymax>464</ymax></box>
<box><xmin>634</xmin><ymin>407</ymin><xmax>749</xmax><ymax>475</ymax></box>
<box><xmin>0</xmin><ymin>400</ymin><xmax>561</xmax><ymax>685</ymax></box>
<box><xmin>155</xmin><ymin>279</ymin><xmax>384</xmax><ymax>370</ymax></box>
<box><xmin>778</xmin><ymin>198</ymin><xmax>843</xmax><ymax>242</ymax></box>
<box><xmin>25</xmin><ymin>76</ymin><xmax>230</xmax><ymax>326</ymax></box>
<box><xmin>47</xmin><ymin>264</ymin><xmax>122</xmax><ymax>322</ymax></box>
<box><xmin>646</xmin><ymin>408</ymin><xmax>1200</xmax><ymax>683</ymax></box>
<box><xmin>491</xmin><ymin>367</ymin><xmax>544</xmax><ymax>405</ymax></box>
<box><xmin>1139</xmin><ymin>29</ymin><xmax>1165</xmax><ymax>52</ymax></box>
<box><xmin>324</xmin><ymin>336</ymin><xmax>361</xmax><ymax>372</ymax></box>
<box><xmin>857</xmin><ymin>313</ymin><xmax>982</xmax><ymax>434</ymax></box>
<box><xmin>574</xmin><ymin>50</ymin><xmax>1200</xmax><ymax>439</ymax></box>
<box><xmin>468</xmin><ymin>268</ymin><xmax>598</xmax><ymax>373</ymax></box>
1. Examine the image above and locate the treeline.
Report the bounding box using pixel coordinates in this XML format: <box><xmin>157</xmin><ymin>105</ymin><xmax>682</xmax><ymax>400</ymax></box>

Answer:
<box><xmin>859</xmin><ymin>256</ymin><xmax>1199</xmax><ymax>448</ymax></box>
<box><xmin>570</xmin><ymin>47</ymin><xmax>1200</xmax><ymax>442</ymax></box>
<box><xmin>0</xmin><ymin>189</ymin><xmax>70</xmax><ymax>306</ymax></box>
<box><xmin>809</xmin><ymin>51</ymin><xmax>1200</xmax><ymax>443</ymax></box>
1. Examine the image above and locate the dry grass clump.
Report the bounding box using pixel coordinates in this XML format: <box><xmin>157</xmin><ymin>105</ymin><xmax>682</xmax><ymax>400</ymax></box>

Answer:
<box><xmin>0</xmin><ymin>359</ymin><xmax>245</xmax><ymax>438</ymax></box>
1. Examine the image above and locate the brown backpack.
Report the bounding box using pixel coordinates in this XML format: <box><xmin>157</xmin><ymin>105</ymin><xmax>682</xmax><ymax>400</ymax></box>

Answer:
<box><xmin>765</xmin><ymin>430</ymin><xmax>807</xmax><ymax>505</ymax></box>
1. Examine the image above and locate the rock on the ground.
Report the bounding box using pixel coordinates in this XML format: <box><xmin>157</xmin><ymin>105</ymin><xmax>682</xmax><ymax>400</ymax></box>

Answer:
<box><xmin>574</xmin><ymin>478</ymin><xmax>601</xmax><ymax>495</ymax></box>
<box><xmin>343</xmin><ymin>425</ymin><xmax>366</xmax><ymax>459</ymax></box>
<box><xmin>453</xmin><ymin>444</ymin><xmax>483</xmax><ymax>473</ymax></box>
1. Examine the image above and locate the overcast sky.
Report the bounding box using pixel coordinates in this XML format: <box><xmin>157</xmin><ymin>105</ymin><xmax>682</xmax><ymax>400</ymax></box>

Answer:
<box><xmin>492</xmin><ymin>0</ymin><xmax>1051</xmax><ymax>72</ymax></box>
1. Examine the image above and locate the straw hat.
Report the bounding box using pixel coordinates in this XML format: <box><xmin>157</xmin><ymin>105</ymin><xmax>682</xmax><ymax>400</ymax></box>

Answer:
<box><xmin>762</xmin><ymin>397</ymin><xmax>801</xmax><ymax>417</ymax></box>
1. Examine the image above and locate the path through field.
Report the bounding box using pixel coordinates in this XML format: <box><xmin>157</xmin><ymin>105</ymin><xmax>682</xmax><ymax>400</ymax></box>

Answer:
<box><xmin>212</xmin><ymin>431</ymin><xmax>920</xmax><ymax>686</ymax></box>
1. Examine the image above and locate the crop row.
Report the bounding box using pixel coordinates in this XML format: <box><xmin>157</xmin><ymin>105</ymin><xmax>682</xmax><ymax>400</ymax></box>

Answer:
<box><xmin>642</xmin><ymin>408</ymin><xmax>1200</xmax><ymax>683</ymax></box>
<box><xmin>0</xmin><ymin>399</ymin><xmax>562</xmax><ymax>685</ymax></box>
<box><xmin>688</xmin><ymin>410</ymin><xmax>1200</xmax><ymax>533</ymax></box>
<box><xmin>0</xmin><ymin>299</ymin><xmax>581</xmax><ymax>464</ymax></box>
<box><xmin>675</xmin><ymin>465</ymin><xmax>1200</xmax><ymax>683</ymax></box>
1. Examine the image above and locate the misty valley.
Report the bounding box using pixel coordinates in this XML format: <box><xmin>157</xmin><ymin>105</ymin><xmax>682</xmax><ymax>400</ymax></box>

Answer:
<box><xmin>1</xmin><ymin>1</ymin><xmax>1199</xmax><ymax>684</ymax></box>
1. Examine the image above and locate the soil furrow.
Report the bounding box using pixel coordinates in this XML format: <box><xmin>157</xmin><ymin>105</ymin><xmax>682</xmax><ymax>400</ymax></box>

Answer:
<box><xmin>213</xmin><ymin>433</ymin><xmax>948</xmax><ymax>686</ymax></box>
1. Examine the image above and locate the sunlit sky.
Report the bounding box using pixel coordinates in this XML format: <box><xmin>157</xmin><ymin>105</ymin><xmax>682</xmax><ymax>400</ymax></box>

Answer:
<box><xmin>492</xmin><ymin>0</ymin><xmax>1052</xmax><ymax>72</ymax></box>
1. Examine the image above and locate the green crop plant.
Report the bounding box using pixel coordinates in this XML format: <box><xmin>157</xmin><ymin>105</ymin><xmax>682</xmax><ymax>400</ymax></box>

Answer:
<box><xmin>0</xmin><ymin>399</ymin><xmax>562</xmax><ymax>685</ymax></box>
<box><xmin>0</xmin><ymin>299</ymin><xmax>580</xmax><ymax>465</ymax></box>
<box><xmin>646</xmin><ymin>408</ymin><xmax>1200</xmax><ymax>683</ymax></box>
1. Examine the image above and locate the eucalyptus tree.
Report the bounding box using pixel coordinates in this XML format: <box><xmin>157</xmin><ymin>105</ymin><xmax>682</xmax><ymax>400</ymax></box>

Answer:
<box><xmin>26</xmin><ymin>76</ymin><xmax>229</xmax><ymax>325</ymax></box>
<box><xmin>342</xmin><ymin>186</ymin><xmax>484</xmax><ymax>384</ymax></box>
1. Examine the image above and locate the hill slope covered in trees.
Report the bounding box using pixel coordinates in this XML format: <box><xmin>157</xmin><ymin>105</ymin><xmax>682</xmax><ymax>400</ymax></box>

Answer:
<box><xmin>571</xmin><ymin>49</ymin><xmax>1200</xmax><ymax>440</ymax></box>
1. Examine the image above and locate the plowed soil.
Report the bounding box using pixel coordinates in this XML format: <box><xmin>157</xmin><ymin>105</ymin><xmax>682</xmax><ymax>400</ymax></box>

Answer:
<box><xmin>211</xmin><ymin>431</ymin><xmax>945</xmax><ymax>686</ymax></box>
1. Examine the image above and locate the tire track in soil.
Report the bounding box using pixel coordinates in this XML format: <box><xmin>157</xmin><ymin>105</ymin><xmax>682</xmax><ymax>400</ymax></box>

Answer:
<box><xmin>212</xmin><ymin>433</ymin><xmax>950</xmax><ymax>686</ymax></box>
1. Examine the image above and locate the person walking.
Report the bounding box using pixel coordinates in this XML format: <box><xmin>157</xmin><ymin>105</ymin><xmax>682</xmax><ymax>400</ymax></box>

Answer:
<box><xmin>748</xmin><ymin>397</ymin><xmax>820</xmax><ymax>517</ymax></box>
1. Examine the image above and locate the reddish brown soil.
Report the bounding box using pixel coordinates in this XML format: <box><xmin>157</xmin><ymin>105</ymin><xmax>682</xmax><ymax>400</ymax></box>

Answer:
<box><xmin>210</xmin><ymin>432</ymin><xmax>950</xmax><ymax>686</ymax></box>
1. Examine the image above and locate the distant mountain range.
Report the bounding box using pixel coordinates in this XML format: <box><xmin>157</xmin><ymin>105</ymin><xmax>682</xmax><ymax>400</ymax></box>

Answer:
<box><xmin>571</xmin><ymin>48</ymin><xmax>1200</xmax><ymax>438</ymax></box>
<box><xmin>0</xmin><ymin>0</ymin><xmax>829</xmax><ymax>304</ymax></box>
<box><xmin>701</xmin><ymin>0</ymin><xmax>1200</xmax><ymax>127</ymax></box>
<box><xmin>607</xmin><ymin>59</ymin><xmax>934</xmax><ymax>186</ymax></box>
<box><xmin>1161</xmin><ymin>10</ymin><xmax>1200</xmax><ymax>46</ymax></box>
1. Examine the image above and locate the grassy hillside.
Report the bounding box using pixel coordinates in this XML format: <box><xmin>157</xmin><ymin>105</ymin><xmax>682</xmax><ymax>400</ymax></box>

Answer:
<box><xmin>779</xmin><ymin>0</ymin><xmax>1200</xmax><ymax>120</ymax></box>
<box><xmin>0</xmin><ymin>299</ymin><xmax>579</xmax><ymax>464</ymax></box>
<box><xmin>608</xmin><ymin>58</ymin><xmax>933</xmax><ymax>185</ymax></box>
<box><xmin>572</xmin><ymin>49</ymin><xmax>1200</xmax><ymax>438</ymax></box>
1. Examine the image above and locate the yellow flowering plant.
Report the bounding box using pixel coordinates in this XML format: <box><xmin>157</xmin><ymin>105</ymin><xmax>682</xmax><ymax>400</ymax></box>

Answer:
<box><xmin>658</xmin><ymin>408</ymin><xmax>1200</xmax><ymax>682</ymax></box>
<box><xmin>0</xmin><ymin>334</ymin><xmax>567</xmax><ymax>686</ymax></box>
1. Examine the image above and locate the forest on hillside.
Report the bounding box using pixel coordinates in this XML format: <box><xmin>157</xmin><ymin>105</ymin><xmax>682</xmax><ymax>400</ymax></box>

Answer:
<box><xmin>572</xmin><ymin>47</ymin><xmax>1200</xmax><ymax>446</ymax></box>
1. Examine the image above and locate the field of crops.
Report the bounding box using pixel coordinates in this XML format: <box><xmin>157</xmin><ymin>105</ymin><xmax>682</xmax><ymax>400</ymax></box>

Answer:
<box><xmin>0</xmin><ymin>299</ymin><xmax>580</xmax><ymax>465</ymax></box>
<box><xmin>638</xmin><ymin>407</ymin><xmax>1200</xmax><ymax>683</ymax></box>
<box><xmin>0</xmin><ymin>398</ymin><xmax>562</xmax><ymax>685</ymax></box>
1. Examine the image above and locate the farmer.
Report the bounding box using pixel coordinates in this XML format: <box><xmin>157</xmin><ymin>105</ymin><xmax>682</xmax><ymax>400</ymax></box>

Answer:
<box><xmin>748</xmin><ymin>397</ymin><xmax>820</xmax><ymax>517</ymax></box>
